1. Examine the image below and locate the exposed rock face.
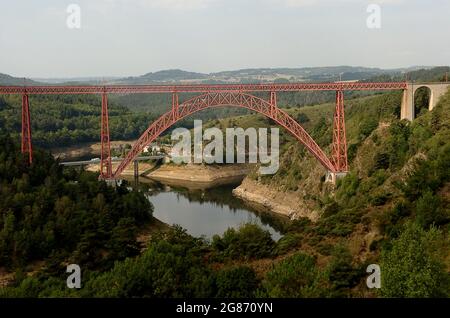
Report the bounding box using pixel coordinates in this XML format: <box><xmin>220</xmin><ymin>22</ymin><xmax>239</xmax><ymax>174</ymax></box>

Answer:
<box><xmin>233</xmin><ymin>178</ymin><xmax>320</xmax><ymax>221</ymax></box>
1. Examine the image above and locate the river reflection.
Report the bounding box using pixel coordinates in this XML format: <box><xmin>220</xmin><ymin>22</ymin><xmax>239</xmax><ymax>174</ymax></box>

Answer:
<box><xmin>134</xmin><ymin>178</ymin><xmax>285</xmax><ymax>241</ymax></box>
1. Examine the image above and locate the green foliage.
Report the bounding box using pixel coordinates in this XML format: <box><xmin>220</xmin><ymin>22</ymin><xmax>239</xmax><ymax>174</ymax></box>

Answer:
<box><xmin>322</xmin><ymin>200</ymin><xmax>340</xmax><ymax>218</ymax></box>
<box><xmin>82</xmin><ymin>227</ymin><xmax>213</xmax><ymax>298</ymax></box>
<box><xmin>373</xmin><ymin>152</ymin><xmax>390</xmax><ymax>170</ymax></box>
<box><xmin>215</xmin><ymin>266</ymin><xmax>259</xmax><ymax>298</ymax></box>
<box><xmin>380</xmin><ymin>222</ymin><xmax>449</xmax><ymax>298</ymax></box>
<box><xmin>315</xmin><ymin>208</ymin><xmax>361</xmax><ymax>237</ymax></box>
<box><xmin>0</xmin><ymin>134</ymin><xmax>153</xmax><ymax>270</ymax></box>
<box><xmin>414</xmin><ymin>87</ymin><xmax>430</xmax><ymax>118</ymax></box>
<box><xmin>325</xmin><ymin>245</ymin><xmax>363</xmax><ymax>295</ymax></box>
<box><xmin>400</xmin><ymin>144</ymin><xmax>450</xmax><ymax>201</ymax></box>
<box><xmin>358</xmin><ymin>118</ymin><xmax>378</xmax><ymax>141</ymax></box>
<box><xmin>287</xmin><ymin>217</ymin><xmax>312</xmax><ymax>232</ymax></box>
<box><xmin>212</xmin><ymin>223</ymin><xmax>275</xmax><ymax>260</ymax></box>
<box><xmin>378</xmin><ymin>201</ymin><xmax>412</xmax><ymax>239</ymax></box>
<box><xmin>274</xmin><ymin>232</ymin><xmax>301</xmax><ymax>255</ymax></box>
<box><xmin>386</xmin><ymin>121</ymin><xmax>410</xmax><ymax>168</ymax></box>
<box><xmin>336</xmin><ymin>173</ymin><xmax>360</xmax><ymax>202</ymax></box>
<box><xmin>296</xmin><ymin>112</ymin><xmax>310</xmax><ymax>124</ymax></box>
<box><xmin>262</xmin><ymin>253</ymin><xmax>328</xmax><ymax>297</ymax></box>
<box><xmin>415</xmin><ymin>191</ymin><xmax>448</xmax><ymax>229</ymax></box>
<box><xmin>0</xmin><ymin>95</ymin><xmax>156</xmax><ymax>148</ymax></box>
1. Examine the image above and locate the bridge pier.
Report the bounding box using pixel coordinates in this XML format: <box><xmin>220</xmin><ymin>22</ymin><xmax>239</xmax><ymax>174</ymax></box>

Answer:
<box><xmin>100</xmin><ymin>90</ymin><xmax>112</xmax><ymax>179</ymax></box>
<box><xmin>134</xmin><ymin>159</ymin><xmax>139</xmax><ymax>179</ymax></box>
<box><xmin>325</xmin><ymin>171</ymin><xmax>348</xmax><ymax>184</ymax></box>
<box><xmin>21</xmin><ymin>92</ymin><xmax>33</xmax><ymax>164</ymax></box>
<box><xmin>104</xmin><ymin>178</ymin><xmax>118</xmax><ymax>187</ymax></box>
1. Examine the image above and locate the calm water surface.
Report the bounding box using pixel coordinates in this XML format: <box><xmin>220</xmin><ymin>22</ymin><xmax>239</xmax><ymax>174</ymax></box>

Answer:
<box><xmin>138</xmin><ymin>181</ymin><xmax>284</xmax><ymax>241</ymax></box>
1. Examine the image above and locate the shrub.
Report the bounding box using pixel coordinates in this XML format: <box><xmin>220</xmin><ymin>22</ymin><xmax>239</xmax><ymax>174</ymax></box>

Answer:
<box><xmin>262</xmin><ymin>253</ymin><xmax>328</xmax><ymax>297</ymax></box>
<box><xmin>296</xmin><ymin>113</ymin><xmax>310</xmax><ymax>124</ymax></box>
<box><xmin>326</xmin><ymin>245</ymin><xmax>363</xmax><ymax>293</ymax></box>
<box><xmin>212</xmin><ymin>223</ymin><xmax>275</xmax><ymax>260</ymax></box>
<box><xmin>215</xmin><ymin>266</ymin><xmax>259</xmax><ymax>298</ymax></box>
<box><xmin>287</xmin><ymin>217</ymin><xmax>312</xmax><ymax>232</ymax></box>
<box><xmin>274</xmin><ymin>233</ymin><xmax>301</xmax><ymax>255</ymax></box>
<box><xmin>380</xmin><ymin>222</ymin><xmax>450</xmax><ymax>297</ymax></box>
<box><xmin>415</xmin><ymin>191</ymin><xmax>448</xmax><ymax>229</ymax></box>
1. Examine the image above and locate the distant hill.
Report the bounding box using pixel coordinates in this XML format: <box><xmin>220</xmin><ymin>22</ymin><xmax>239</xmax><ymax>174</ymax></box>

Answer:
<box><xmin>115</xmin><ymin>69</ymin><xmax>207</xmax><ymax>84</ymax></box>
<box><xmin>109</xmin><ymin>66</ymin><xmax>440</xmax><ymax>85</ymax></box>
<box><xmin>0</xmin><ymin>73</ymin><xmax>40</xmax><ymax>85</ymax></box>
<box><xmin>365</xmin><ymin>66</ymin><xmax>449</xmax><ymax>83</ymax></box>
<box><xmin>1</xmin><ymin>66</ymin><xmax>442</xmax><ymax>86</ymax></box>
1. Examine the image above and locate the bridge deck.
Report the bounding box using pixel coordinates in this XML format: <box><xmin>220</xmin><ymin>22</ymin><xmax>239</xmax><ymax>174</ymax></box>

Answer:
<box><xmin>0</xmin><ymin>82</ymin><xmax>408</xmax><ymax>95</ymax></box>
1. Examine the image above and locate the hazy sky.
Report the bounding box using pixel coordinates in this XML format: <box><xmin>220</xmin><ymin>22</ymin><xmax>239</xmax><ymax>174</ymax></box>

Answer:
<box><xmin>0</xmin><ymin>0</ymin><xmax>449</xmax><ymax>77</ymax></box>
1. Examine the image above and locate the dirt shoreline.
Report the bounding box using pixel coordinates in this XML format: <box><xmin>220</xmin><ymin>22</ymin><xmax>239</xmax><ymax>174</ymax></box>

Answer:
<box><xmin>147</xmin><ymin>163</ymin><xmax>251</xmax><ymax>189</ymax></box>
<box><xmin>52</xmin><ymin>140</ymin><xmax>136</xmax><ymax>161</ymax></box>
<box><xmin>233</xmin><ymin>178</ymin><xmax>320</xmax><ymax>221</ymax></box>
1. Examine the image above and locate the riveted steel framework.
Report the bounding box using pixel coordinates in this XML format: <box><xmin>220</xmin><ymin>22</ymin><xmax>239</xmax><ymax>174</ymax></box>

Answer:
<box><xmin>21</xmin><ymin>93</ymin><xmax>32</xmax><ymax>164</ymax></box>
<box><xmin>0</xmin><ymin>82</ymin><xmax>407</xmax><ymax>95</ymax></box>
<box><xmin>114</xmin><ymin>92</ymin><xmax>335</xmax><ymax>178</ymax></box>
<box><xmin>331</xmin><ymin>91</ymin><xmax>348</xmax><ymax>172</ymax></box>
<box><xmin>100</xmin><ymin>92</ymin><xmax>112</xmax><ymax>178</ymax></box>
<box><xmin>0</xmin><ymin>82</ymin><xmax>408</xmax><ymax>178</ymax></box>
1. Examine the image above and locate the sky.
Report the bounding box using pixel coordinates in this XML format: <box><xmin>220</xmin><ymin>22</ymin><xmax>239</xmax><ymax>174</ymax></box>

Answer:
<box><xmin>0</xmin><ymin>0</ymin><xmax>449</xmax><ymax>78</ymax></box>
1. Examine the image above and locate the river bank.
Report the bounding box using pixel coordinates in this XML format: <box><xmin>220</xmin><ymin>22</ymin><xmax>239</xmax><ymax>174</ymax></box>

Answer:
<box><xmin>147</xmin><ymin>163</ymin><xmax>251</xmax><ymax>190</ymax></box>
<box><xmin>233</xmin><ymin>178</ymin><xmax>320</xmax><ymax>221</ymax></box>
<box><xmin>145</xmin><ymin>163</ymin><xmax>318</xmax><ymax>221</ymax></box>
<box><xmin>85</xmin><ymin>161</ymin><xmax>158</xmax><ymax>176</ymax></box>
<box><xmin>51</xmin><ymin>140</ymin><xmax>136</xmax><ymax>160</ymax></box>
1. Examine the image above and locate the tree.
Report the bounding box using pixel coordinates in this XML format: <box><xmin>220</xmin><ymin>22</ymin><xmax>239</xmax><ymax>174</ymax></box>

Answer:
<box><xmin>380</xmin><ymin>222</ymin><xmax>449</xmax><ymax>297</ymax></box>
<box><xmin>262</xmin><ymin>253</ymin><xmax>328</xmax><ymax>297</ymax></box>
<box><xmin>215</xmin><ymin>266</ymin><xmax>259</xmax><ymax>298</ymax></box>
<box><xmin>415</xmin><ymin>191</ymin><xmax>448</xmax><ymax>229</ymax></box>
<box><xmin>212</xmin><ymin>223</ymin><xmax>275</xmax><ymax>260</ymax></box>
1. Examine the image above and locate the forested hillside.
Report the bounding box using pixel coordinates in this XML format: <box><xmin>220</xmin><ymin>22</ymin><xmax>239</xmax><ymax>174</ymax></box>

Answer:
<box><xmin>0</xmin><ymin>95</ymin><xmax>155</xmax><ymax>148</ymax></box>
<box><xmin>0</xmin><ymin>134</ymin><xmax>153</xmax><ymax>273</ymax></box>
<box><xmin>234</xmin><ymin>88</ymin><xmax>450</xmax><ymax>297</ymax></box>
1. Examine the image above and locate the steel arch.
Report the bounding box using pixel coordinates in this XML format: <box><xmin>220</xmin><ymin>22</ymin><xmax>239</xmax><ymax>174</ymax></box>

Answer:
<box><xmin>113</xmin><ymin>92</ymin><xmax>335</xmax><ymax>178</ymax></box>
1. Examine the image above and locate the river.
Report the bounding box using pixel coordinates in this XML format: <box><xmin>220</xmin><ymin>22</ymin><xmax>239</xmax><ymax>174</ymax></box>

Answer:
<box><xmin>133</xmin><ymin>179</ymin><xmax>285</xmax><ymax>241</ymax></box>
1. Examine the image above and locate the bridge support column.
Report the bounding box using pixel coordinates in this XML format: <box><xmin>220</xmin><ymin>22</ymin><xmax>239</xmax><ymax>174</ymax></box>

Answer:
<box><xmin>172</xmin><ymin>92</ymin><xmax>179</xmax><ymax>120</ymax></box>
<box><xmin>331</xmin><ymin>90</ymin><xmax>348</xmax><ymax>174</ymax></box>
<box><xmin>133</xmin><ymin>160</ymin><xmax>139</xmax><ymax>182</ymax></box>
<box><xmin>269</xmin><ymin>91</ymin><xmax>277</xmax><ymax>118</ymax></box>
<box><xmin>100</xmin><ymin>91</ymin><xmax>112</xmax><ymax>179</ymax></box>
<box><xmin>21</xmin><ymin>93</ymin><xmax>33</xmax><ymax>164</ymax></box>
<box><xmin>400</xmin><ymin>84</ymin><xmax>414</xmax><ymax>121</ymax></box>
<box><xmin>325</xmin><ymin>171</ymin><xmax>348</xmax><ymax>184</ymax></box>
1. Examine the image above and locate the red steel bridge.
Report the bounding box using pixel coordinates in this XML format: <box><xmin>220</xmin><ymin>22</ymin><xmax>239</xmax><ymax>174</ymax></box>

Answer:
<box><xmin>0</xmin><ymin>82</ymin><xmax>408</xmax><ymax>180</ymax></box>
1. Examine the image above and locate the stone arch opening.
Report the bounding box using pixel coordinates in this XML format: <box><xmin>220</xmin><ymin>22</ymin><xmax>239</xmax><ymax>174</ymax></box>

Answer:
<box><xmin>414</xmin><ymin>86</ymin><xmax>431</xmax><ymax>118</ymax></box>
